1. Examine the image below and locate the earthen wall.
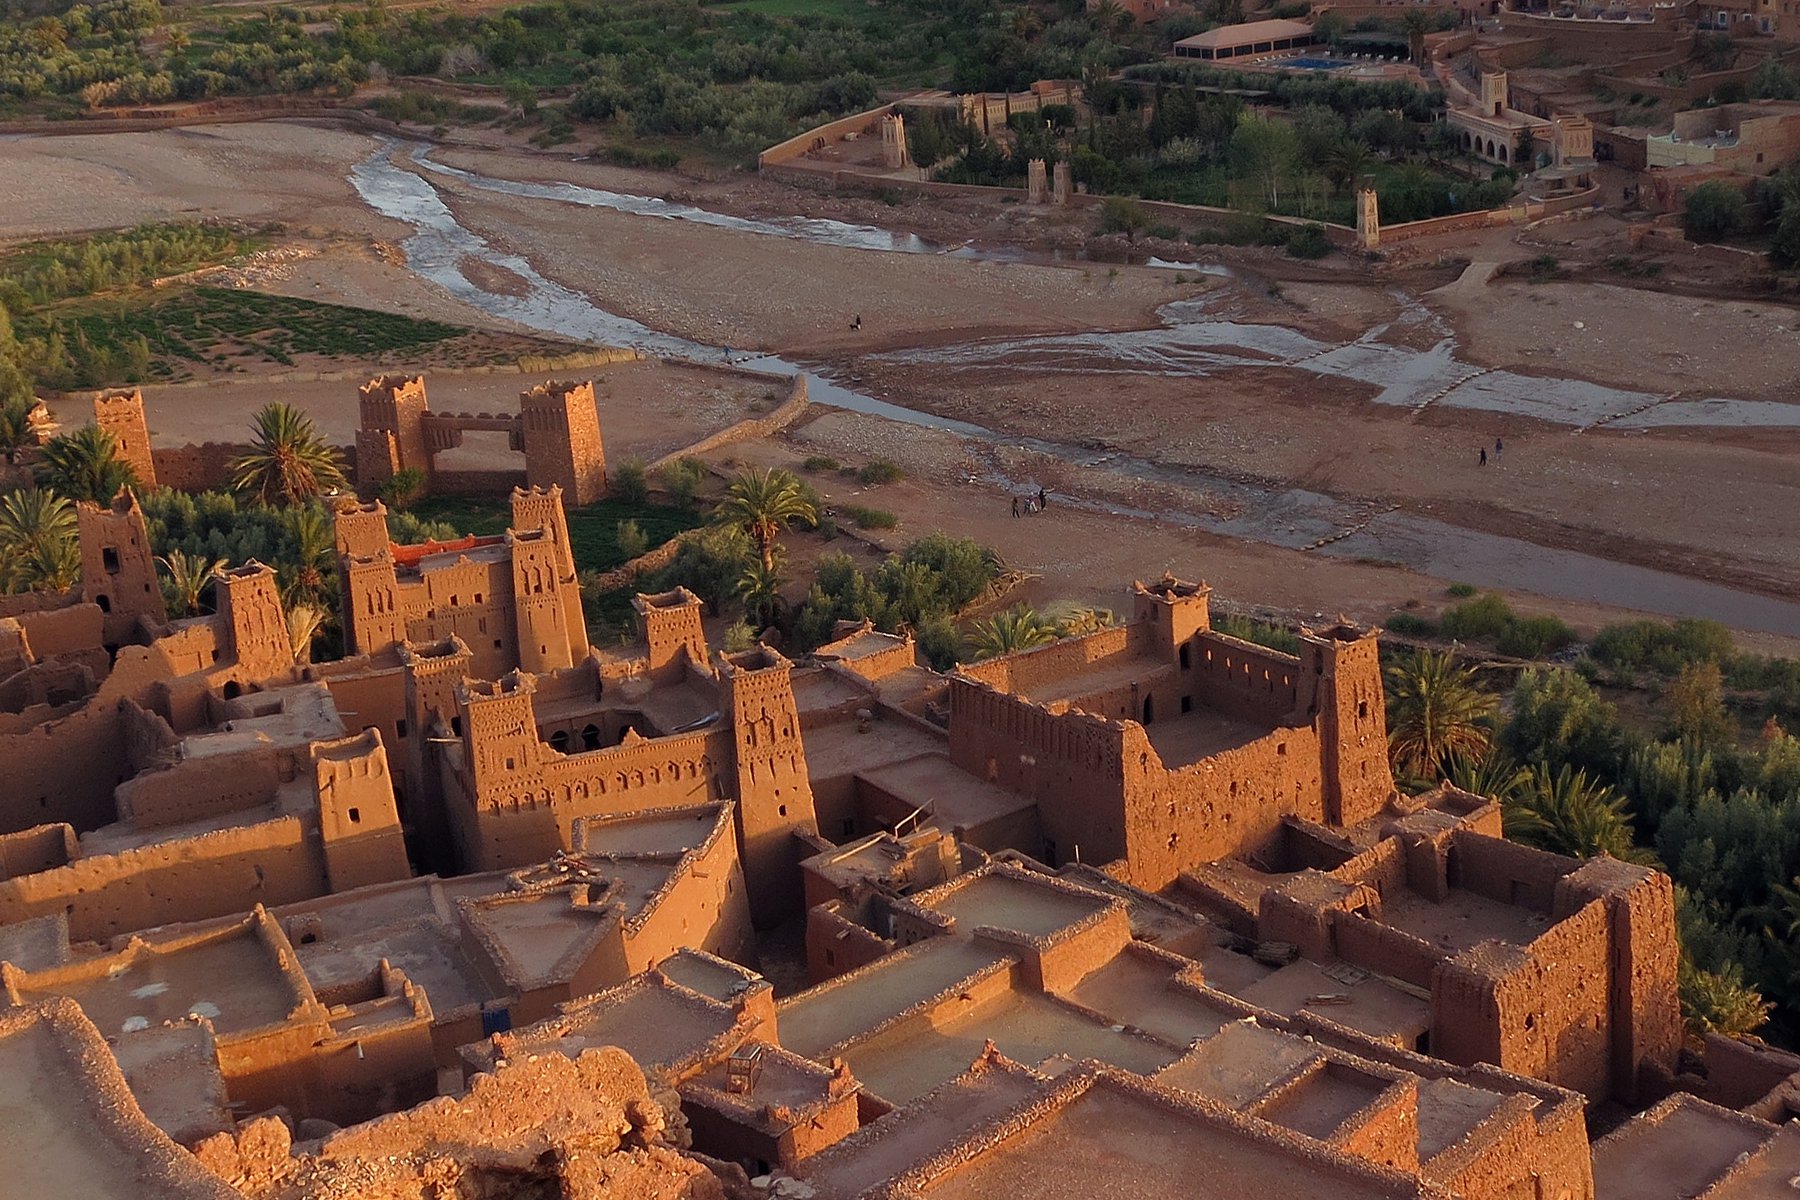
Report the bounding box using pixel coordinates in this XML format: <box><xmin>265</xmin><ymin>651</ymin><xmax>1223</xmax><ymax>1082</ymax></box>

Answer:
<box><xmin>0</xmin><ymin>816</ymin><xmax>329</xmax><ymax>941</ymax></box>
<box><xmin>1188</xmin><ymin>633</ymin><xmax>1303</xmax><ymax>724</ymax></box>
<box><xmin>0</xmin><ymin>823</ymin><xmax>77</xmax><ymax>880</ymax></box>
<box><xmin>1122</xmin><ymin>723</ymin><xmax>1326</xmax><ymax>890</ymax></box>
<box><xmin>113</xmin><ymin>751</ymin><xmax>283</xmax><ymax>830</ymax></box>
<box><xmin>1333</xmin><ymin>913</ymin><xmax>1445</xmax><ymax>991</ymax></box>
<box><xmin>1452</xmin><ymin>833</ymin><xmax>1572</xmax><ymax>913</ymax></box>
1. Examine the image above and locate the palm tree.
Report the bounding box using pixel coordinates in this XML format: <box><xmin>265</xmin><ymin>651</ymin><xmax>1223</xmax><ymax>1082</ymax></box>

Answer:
<box><xmin>286</xmin><ymin>601</ymin><xmax>328</xmax><ymax>665</ymax></box>
<box><xmin>1324</xmin><ymin>138</ymin><xmax>1375</xmax><ymax>196</ymax></box>
<box><xmin>229</xmin><ymin>403</ymin><xmax>349</xmax><ymax>507</ymax></box>
<box><xmin>1055</xmin><ymin>606</ymin><xmax>1117</xmax><ymax>638</ymax></box>
<box><xmin>1503</xmin><ymin>763</ymin><xmax>1652</xmax><ymax>863</ymax></box>
<box><xmin>734</xmin><ymin>556</ymin><xmax>787</xmax><ymax>630</ymax></box>
<box><xmin>713</xmin><ymin>467</ymin><xmax>817</xmax><ymax>574</ymax></box>
<box><xmin>35</xmin><ymin>424</ymin><xmax>137</xmax><ymax>504</ymax></box>
<box><xmin>966</xmin><ymin>605</ymin><xmax>1055</xmax><ymax>660</ymax></box>
<box><xmin>1384</xmin><ymin>649</ymin><xmax>1496</xmax><ymax>781</ymax></box>
<box><xmin>1678</xmin><ymin>957</ymin><xmax>1771</xmax><ymax>1038</ymax></box>
<box><xmin>1444</xmin><ymin>750</ymin><xmax>1530</xmax><ymax>804</ymax></box>
<box><xmin>280</xmin><ymin>504</ymin><xmax>336</xmax><ymax>606</ymax></box>
<box><xmin>0</xmin><ymin>488</ymin><xmax>79</xmax><ymax>594</ymax></box>
<box><xmin>1399</xmin><ymin>7</ymin><xmax>1433</xmax><ymax>64</ymax></box>
<box><xmin>157</xmin><ymin>548</ymin><xmax>226</xmax><ymax>617</ymax></box>
<box><xmin>0</xmin><ymin>395</ymin><xmax>40</xmax><ymax>461</ymax></box>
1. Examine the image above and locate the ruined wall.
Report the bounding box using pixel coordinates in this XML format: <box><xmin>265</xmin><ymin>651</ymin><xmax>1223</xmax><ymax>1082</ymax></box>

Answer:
<box><xmin>1121</xmin><ymin>724</ymin><xmax>1326</xmax><ymax>891</ymax></box>
<box><xmin>0</xmin><ymin>823</ymin><xmax>77</xmax><ymax>880</ymax></box>
<box><xmin>955</xmin><ymin>625</ymin><xmax>1136</xmax><ymax>701</ymax></box>
<box><xmin>14</xmin><ymin>601</ymin><xmax>105</xmax><ymax>661</ymax></box>
<box><xmin>0</xmin><ymin>646</ymin><xmax>177</xmax><ymax>836</ymax></box>
<box><xmin>1433</xmin><ymin>901</ymin><xmax>1614</xmax><ymax>1099</ymax></box>
<box><xmin>0</xmin><ymin>816</ymin><xmax>331</xmax><ymax>941</ymax></box>
<box><xmin>114</xmin><ymin>751</ymin><xmax>283</xmax><ymax>830</ymax></box>
<box><xmin>948</xmin><ymin>676</ymin><xmax>1128</xmax><ymax>870</ymax></box>
<box><xmin>150</xmin><ymin>442</ymin><xmax>252</xmax><ymax>493</ymax></box>
<box><xmin>1452</xmin><ymin>833</ymin><xmax>1572</xmax><ymax>914</ymax></box>
<box><xmin>1188</xmin><ymin>634</ymin><xmax>1302</xmax><ymax>725</ymax></box>
<box><xmin>1332</xmin><ymin>914</ymin><xmax>1444</xmax><ymax>991</ymax></box>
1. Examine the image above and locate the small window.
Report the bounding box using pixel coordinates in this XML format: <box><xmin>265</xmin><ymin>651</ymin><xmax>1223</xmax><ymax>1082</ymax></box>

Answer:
<box><xmin>95</xmin><ymin>594</ymin><xmax>111</xmax><ymax>613</ymax></box>
<box><xmin>1357</xmin><ymin>699</ymin><xmax>1369</xmax><ymax>719</ymax></box>
<box><xmin>347</xmin><ymin>807</ymin><xmax>361</xmax><ymax>824</ymax></box>
<box><xmin>825</xmin><ymin>948</ymin><xmax>836</xmax><ymax>967</ymax></box>
<box><xmin>450</xmin><ymin>594</ymin><xmax>459</xmax><ymax>607</ymax></box>
<box><xmin>494</xmin><ymin>639</ymin><xmax>503</xmax><ymax>649</ymax></box>
<box><xmin>1179</xmin><ymin>644</ymin><xmax>1191</xmax><ymax>670</ymax></box>
<box><xmin>102</xmin><ymin>547</ymin><xmax>120</xmax><ymax>574</ymax></box>
<box><xmin>396</xmin><ymin>720</ymin><xmax>408</xmax><ymax>739</ymax></box>
<box><xmin>451</xmin><ymin>716</ymin><xmax>464</xmax><ymax>736</ymax></box>
<box><xmin>1180</xmin><ymin>695</ymin><xmax>1192</xmax><ymax>714</ymax></box>
<box><xmin>505</xmin><ymin>756</ymin><xmax>516</xmax><ymax>771</ymax></box>
<box><xmin>778</xmin><ymin>804</ymin><xmax>788</xmax><ymax>817</ymax></box>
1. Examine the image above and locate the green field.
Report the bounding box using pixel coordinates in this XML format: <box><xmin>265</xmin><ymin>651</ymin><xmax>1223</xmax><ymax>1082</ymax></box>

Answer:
<box><xmin>408</xmin><ymin>494</ymin><xmax>701</xmax><ymax>575</ymax></box>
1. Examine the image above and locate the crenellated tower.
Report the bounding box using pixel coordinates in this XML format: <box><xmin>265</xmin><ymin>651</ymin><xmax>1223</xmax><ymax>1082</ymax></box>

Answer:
<box><xmin>76</xmin><ymin>491</ymin><xmax>165</xmax><ymax>647</ymax></box>
<box><xmin>633</xmin><ymin>588</ymin><xmax>709</xmax><ymax>685</ymax></box>
<box><xmin>91</xmin><ymin>388</ymin><xmax>157</xmax><ymax>489</ymax></box>
<box><xmin>1300</xmin><ymin>621</ymin><xmax>1394</xmax><ymax>828</ymax></box>
<box><xmin>356</xmin><ymin>375</ymin><xmax>431</xmax><ymax>488</ymax></box>
<box><xmin>519</xmin><ymin>380</ymin><xmax>606</xmax><ymax>505</ymax></box>
<box><xmin>213</xmin><ymin>562</ymin><xmax>292</xmax><ymax>687</ymax></box>
<box><xmin>717</xmin><ymin>646</ymin><xmax>819</xmax><ymax>926</ymax></box>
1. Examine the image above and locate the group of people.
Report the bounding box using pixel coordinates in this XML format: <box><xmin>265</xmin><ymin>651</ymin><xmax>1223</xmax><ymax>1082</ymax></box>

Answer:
<box><xmin>1478</xmin><ymin>437</ymin><xmax>1504</xmax><ymax>467</ymax></box>
<box><xmin>1012</xmin><ymin>487</ymin><xmax>1049</xmax><ymax>517</ymax></box>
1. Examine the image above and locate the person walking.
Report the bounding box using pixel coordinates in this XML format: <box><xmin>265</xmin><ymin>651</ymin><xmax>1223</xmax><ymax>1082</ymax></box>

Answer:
<box><xmin>1479</xmin><ymin>447</ymin><xmax>1488</xmax><ymax>466</ymax></box>
<box><xmin>1036</xmin><ymin>486</ymin><xmax>1048</xmax><ymax>510</ymax></box>
<box><xmin>851</xmin><ymin>314</ymin><xmax>863</xmax><ymax>331</ymax></box>
<box><xmin>1494</xmin><ymin>436</ymin><xmax>1504</xmax><ymax>464</ymax></box>
<box><xmin>1011</xmin><ymin>496</ymin><xmax>1020</xmax><ymax>518</ymax></box>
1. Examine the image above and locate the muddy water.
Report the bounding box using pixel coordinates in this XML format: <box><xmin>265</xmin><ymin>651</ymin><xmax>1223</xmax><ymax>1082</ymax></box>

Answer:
<box><xmin>348</xmin><ymin>146</ymin><xmax>1800</xmax><ymax>636</ymax></box>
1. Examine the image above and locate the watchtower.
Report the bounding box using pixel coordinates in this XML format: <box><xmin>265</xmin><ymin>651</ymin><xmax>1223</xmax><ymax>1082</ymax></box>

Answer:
<box><xmin>91</xmin><ymin>388</ymin><xmax>156</xmax><ymax>489</ymax></box>
<box><xmin>718</xmin><ymin>646</ymin><xmax>819</xmax><ymax>926</ymax></box>
<box><xmin>520</xmin><ymin>380</ymin><xmax>606</xmax><ymax>506</ymax></box>
<box><xmin>213</xmin><ymin>562</ymin><xmax>292</xmax><ymax>688</ymax></box>
<box><xmin>1131</xmin><ymin>574</ymin><xmax>1212</xmax><ymax>661</ymax></box>
<box><xmin>357</xmin><ymin>375</ymin><xmax>431</xmax><ymax>488</ymax></box>
<box><xmin>634</xmin><ymin>588</ymin><xmax>709</xmax><ymax>685</ymax></box>
<box><xmin>76</xmin><ymin>492</ymin><xmax>165</xmax><ymax>647</ymax></box>
<box><xmin>509</xmin><ymin>528</ymin><xmax>585</xmax><ymax>673</ymax></box>
<box><xmin>1299</xmin><ymin>621</ymin><xmax>1394</xmax><ymax>828</ymax></box>
<box><xmin>312</xmin><ymin>729</ymin><xmax>409</xmax><ymax>893</ymax></box>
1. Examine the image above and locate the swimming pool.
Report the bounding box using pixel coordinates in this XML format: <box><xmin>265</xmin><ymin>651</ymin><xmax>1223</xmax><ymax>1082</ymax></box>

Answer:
<box><xmin>1282</xmin><ymin>56</ymin><xmax>1354</xmax><ymax>70</ymax></box>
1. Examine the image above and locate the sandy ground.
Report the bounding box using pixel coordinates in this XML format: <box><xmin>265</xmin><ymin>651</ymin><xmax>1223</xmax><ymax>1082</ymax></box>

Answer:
<box><xmin>5</xmin><ymin>120</ymin><xmax>1798</xmax><ymax>648</ymax></box>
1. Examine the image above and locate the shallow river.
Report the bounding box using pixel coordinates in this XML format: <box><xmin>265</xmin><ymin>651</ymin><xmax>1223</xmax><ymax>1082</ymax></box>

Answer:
<box><xmin>347</xmin><ymin>145</ymin><xmax>1800</xmax><ymax>636</ymax></box>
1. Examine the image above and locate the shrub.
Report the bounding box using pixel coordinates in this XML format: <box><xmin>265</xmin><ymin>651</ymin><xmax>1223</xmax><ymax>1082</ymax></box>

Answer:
<box><xmin>612</xmin><ymin>458</ymin><xmax>649</xmax><ymax>504</ymax></box>
<box><xmin>1438</xmin><ymin>593</ymin><xmax>1514</xmax><ymax>642</ymax></box>
<box><xmin>1098</xmin><ymin>196</ymin><xmax>1151</xmax><ymax>241</ymax></box>
<box><xmin>1592</xmin><ymin>617</ymin><xmax>1734</xmax><ymax>675</ymax></box>
<box><xmin>615</xmin><ymin>518</ymin><xmax>647</xmax><ymax>560</ymax></box>
<box><xmin>1446</xmin><ymin>582</ymin><xmax>1478</xmax><ymax>598</ymax></box>
<box><xmin>376</xmin><ymin>466</ymin><xmax>427</xmax><ymax>511</ymax></box>
<box><xmin>657</xmin><ymin>457</ymin><xmax>706</xmax><ymax>508</ymax></box>
<box><xmin>1385</xmin><ymin>613</ymin><xmax>1437</xmax><ymax>637</ymax></box>
<box><xmin>1215</xmin><ymin>613</ymin><xmax>1301</xmax><ymax>654</ymax></box>
<box><xmin>1497</xmin><ymin>614</ymin><xmax>1577</xmax><ymax>659</ymax></box>
<box><xmin>801</xmin><ymin>454</ymin><xmax>840</xmax><ymax>473</ymax></box>
<box><xmin>843</xmin><ymin>504</ymin><xmax>898</xmax><ymax>530</ymax></box>
<box><xmin>1285</xmin><ymin>223</ymin><xmax>1332</xmax><ymax>259</ymax></box>
<box><xmin>603</xmin><ymin>145</ymin><xmax>681</xmax><ymax>170</ymax></box>
<box><xmin>1683</xmin><ymin>181</ymin><xmax>1747</xmax><ymax>242</ymax></box>
<box><xmin>856</xmin><ymin>458</ymin><xmax>904</xmax><ymax>486</ymax></box>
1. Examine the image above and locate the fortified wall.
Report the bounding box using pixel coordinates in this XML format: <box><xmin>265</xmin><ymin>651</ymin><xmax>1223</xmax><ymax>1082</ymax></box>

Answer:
<box><xmin>356</xmin><ymin>375</ymin><xmax>608</xmax><ymax>504</ymax></box>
